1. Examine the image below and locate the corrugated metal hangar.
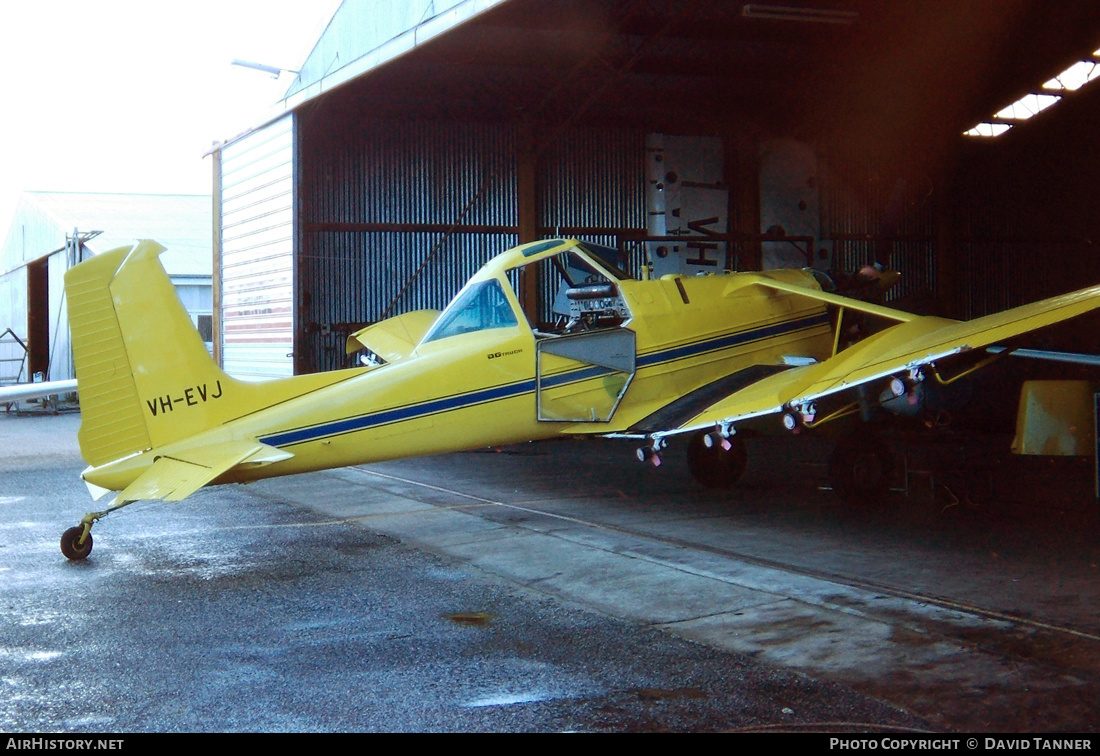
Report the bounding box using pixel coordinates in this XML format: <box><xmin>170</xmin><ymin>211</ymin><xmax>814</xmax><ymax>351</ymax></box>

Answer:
<box><xmin>211</xmin><ymin>0</ymin><xmax>1100</xmax><ymax>379</ymax></box>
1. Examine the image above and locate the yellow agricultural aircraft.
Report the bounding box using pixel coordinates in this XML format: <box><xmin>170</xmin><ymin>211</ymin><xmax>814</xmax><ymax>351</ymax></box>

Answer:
<box><xmin>57</xmin><ymin>238</ymin><xmax>1100</xmax><ymax>559</ymax></box>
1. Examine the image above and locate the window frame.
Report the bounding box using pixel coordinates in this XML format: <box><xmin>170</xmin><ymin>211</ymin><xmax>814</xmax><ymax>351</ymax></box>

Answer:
<box><xmin>421</xmin><ymin>278</ymin><xmax>521</xmax><ymax>344</ymax></box>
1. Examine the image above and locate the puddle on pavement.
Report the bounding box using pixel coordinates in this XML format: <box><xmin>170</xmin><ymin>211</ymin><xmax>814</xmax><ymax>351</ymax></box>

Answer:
<box><xmin>634</xmin><ymin>687</ymin><xmax>707</xmax><ymax>702</ymax></box>
<box><xmin>445</xmin><ymin>611</ymin><xmax>493</xmax><ymax>626</ymax></box>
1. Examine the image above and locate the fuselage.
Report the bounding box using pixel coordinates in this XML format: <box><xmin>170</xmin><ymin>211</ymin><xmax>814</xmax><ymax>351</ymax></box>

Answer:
<box><xmin>83</xmin><ymin>240</ymin><xmax>833</xmax><ymax>491</ymax></box>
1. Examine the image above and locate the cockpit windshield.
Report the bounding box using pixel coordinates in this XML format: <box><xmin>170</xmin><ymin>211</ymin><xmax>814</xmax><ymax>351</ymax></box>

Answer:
<box><xmin>421</xmin><ymin>279</ymin><xmax>518</xmax><ymax>343</ymax></box>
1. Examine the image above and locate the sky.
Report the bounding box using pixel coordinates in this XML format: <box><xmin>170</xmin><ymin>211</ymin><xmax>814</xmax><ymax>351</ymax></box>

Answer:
<box><xmin>0</xmin><ymin>0</ymin><xmax>341</xmax><ymax>242</ymax></box>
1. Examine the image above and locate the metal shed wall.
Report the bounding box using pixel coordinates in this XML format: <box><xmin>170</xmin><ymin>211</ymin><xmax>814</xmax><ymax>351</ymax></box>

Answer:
<box><xmin>284</xmin><ymin>0</ymin><xmax>507</xmax><ymax>111</ymax></box>
<box><xmin>819</xmin><ymin>156</ymin><xmax>939</xmax><ymax>310</ymax></box>
<box><xmin>539</xmin><ymin>128</ymin><xmax>645</xmax><ymax>237</ymax></box>
<box><xmin>0</xmin><ymin>268</ymin><xmax>28</xmax><ymax>384</ymax></box>
<box><xmin>0</xmin><ymin>252</ymin><xmax>71</xmax><ymax>385</ymax></box>
<box><xmin>46</xmin><ymin>251</ymin><xmax>71</xmax><ymax>382</ymax></box>
<box><xmin>537</xmin><ymin>127</ymin><xmax>647</xmax><ymax>318</ymax></box>
<box><xmin>296</xmin><ymin>115</ymin><xmax>647</xmax><ymax>373</ymax></box>
<box><xmin>298</xmin><ymin>119</ymin><xmax>517</xmax><ymax>371</ymax></box>
<box><xmin>2</xmin><ymin>192</ymin><xmax>210</xmax><ymax>384</ymax></box>
<box><xmin>948</xmin><ymin>198</ymin><xmax>1098</xmax><ymax>321</ymax></box>
<box><xmin>219</xmin><ymin>115</ymin><xmax>296</xmax><ymax>379</ymax></box>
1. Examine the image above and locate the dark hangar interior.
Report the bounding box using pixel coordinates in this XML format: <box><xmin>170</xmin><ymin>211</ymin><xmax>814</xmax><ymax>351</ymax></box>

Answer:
<box><xmin>214</xmin><ymin>0</ymin><xmax>1100</xmax><ymax>376</ymax></box>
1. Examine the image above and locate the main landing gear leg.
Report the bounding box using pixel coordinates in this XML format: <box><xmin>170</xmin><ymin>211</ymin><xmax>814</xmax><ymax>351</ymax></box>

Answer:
<box><xmin>686</xmin><ymin>430</ymin><xmax>748</xmax><ymax>489</ymax></box>
<box><xmin>59</xmin><ymin>498</ymin><xmax>138</xmax><ymax>561</ymax></box>
<box><xmin>828</xmin><ymin>434</ymin><xmax>895</xmax><ymax>504</ymax></box>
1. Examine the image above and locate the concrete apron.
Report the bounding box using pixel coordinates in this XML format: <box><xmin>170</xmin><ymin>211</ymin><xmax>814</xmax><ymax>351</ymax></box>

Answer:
<box><xmin>254</xmin><ymin>465</ymin><xmax>1098</xmax><ymax>731</ymax></box>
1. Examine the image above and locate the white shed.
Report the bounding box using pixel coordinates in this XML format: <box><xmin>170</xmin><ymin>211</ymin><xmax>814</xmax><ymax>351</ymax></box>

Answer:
<box><xmin>0</xmin><ymin>191</ymin><xmax>212</xmax><ymax>386</ymax></box>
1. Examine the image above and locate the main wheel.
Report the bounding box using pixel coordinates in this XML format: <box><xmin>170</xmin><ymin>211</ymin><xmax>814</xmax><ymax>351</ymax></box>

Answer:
<box><xmin>60</xmin><ymin>526</ymin><xmax>93</xmax><ymax>561</ymax></box>
<box><xmin>828</xmin><ymin>435</ymin><xmax>895</xmax><ymax>504</ymax></box>
<box><xmin>687</xmin><ymin>431</ymin><xmax>748</xmax><ymax>489</ymax></box>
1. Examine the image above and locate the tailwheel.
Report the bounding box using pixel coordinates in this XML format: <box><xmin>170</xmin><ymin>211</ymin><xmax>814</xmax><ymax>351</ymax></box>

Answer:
<box><xmin>828</xmin><ymin>434</ymin><xmax>895</xmax><ymax>504</ymax></box>
<box><xmin>60</xmin><ymin>525</ymin><xmax>93</xmax><ymax>561</ymax></box>
<box><xmin>687</xmin><ymin>431</ymin><xmax>747</xmax><ymax>489</ymax></box>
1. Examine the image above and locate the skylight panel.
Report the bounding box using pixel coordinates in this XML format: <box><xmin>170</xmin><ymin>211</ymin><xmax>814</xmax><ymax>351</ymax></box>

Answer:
<box><xmin>994</xmin><ymin>93</ymin><xmax>1061</xmax><ymax>120</ymax></box>
<box><xmin>963</xmin><ymin>43</ymin><xmax>1100</xmax><ymax>137</ymax></box>
<box><xmin>964</xmin><ymin>123</ymin><xmax>1012</xmax><ymax>138</ymax></box>
<box><xmin>1042</xmin><ymin>60</ymin><xmax>1100</xmax><ymax>91</ymax></box>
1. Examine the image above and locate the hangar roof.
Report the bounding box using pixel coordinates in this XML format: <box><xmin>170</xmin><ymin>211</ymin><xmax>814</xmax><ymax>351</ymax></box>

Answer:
<box><xmin>284</xmin><ymin>0</ymin><xmax>1100</xmax><ymax>166</ymax></box>
<box><xmin>4</xmin><ymin>192</ymin><xmax>211</xmax><ymax>278</ymax></box>
<box><xmin>284</xmin><ymin>0</ymin><xmax>507</xmax><ymax>109</ymax></box>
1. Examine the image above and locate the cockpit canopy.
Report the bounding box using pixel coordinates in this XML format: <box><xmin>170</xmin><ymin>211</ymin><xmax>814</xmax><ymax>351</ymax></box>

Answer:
<box><xmin>420</xmin><ymin>240</ymin><xmax>634</xmax><ymax>346</ymax></box>
<box><xmin>421</xmin><ymin>279</ymin><xmax>518</xmax><ymax>343</ymax></box>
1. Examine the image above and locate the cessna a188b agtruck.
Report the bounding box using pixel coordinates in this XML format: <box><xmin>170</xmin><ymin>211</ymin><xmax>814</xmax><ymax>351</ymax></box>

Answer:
<box><xmin>55</xmin><ymin>238</ymin><xmax>1100</xmax><ymax>559</ymax></box>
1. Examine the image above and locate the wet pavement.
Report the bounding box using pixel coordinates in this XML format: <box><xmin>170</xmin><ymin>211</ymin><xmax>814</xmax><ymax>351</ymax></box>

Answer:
<box><xmin>264</xmin><ymin>436</ymin><xmax>1100</xmax><ymax>734</ymax></box>
<box><xmin>0</xmin><ymin>411</ymin><xmax>931</xmax><ymax>733</ymax></box>
<box><xmin>4</xmin><ymin>408</ymin><xmax>1100</xmax><ymax>733</ymax></box>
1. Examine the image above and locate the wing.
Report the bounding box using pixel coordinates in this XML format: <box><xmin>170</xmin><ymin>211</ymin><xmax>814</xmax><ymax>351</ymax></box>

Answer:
<box><xmin>0</xmin><ymin>379</ymin><xmax>77</xmax><ymax>404</ymax></box>
<box><xmin>656</xmin><ymin>281</ymin><xmax>1100</xmax><ymax>439</ymax></box>
<box><xmin>746</xmin><ymin>274</ymin><xmax>918</xmax><ymax>323</ymax></box>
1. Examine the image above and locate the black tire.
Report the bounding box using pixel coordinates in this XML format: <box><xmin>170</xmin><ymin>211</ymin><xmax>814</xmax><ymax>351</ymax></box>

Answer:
<box><xmin>828</xmin><ymin>435</ymin><xmax>894</xmax><ymax>504</ymax></box>
<box><xmin>60</xmin><ymin>526</ymin><xmax>93</xmax><ymax>561</ymax></box>
<box><xmin>687</xmin><ymin>432</ymin><xmax>748</xmax><ymax>489</ymax></box>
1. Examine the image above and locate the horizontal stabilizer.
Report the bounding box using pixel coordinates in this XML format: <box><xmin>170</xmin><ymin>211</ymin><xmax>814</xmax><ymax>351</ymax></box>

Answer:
<box><xmin>112</xmin><ymin>441</ymin><xmax>292</xmax><ymax>504</ymax></box>
<box><xmin>346</xmin><ymin>309</ymin><xmax>440</xmax><ymax>361</ymax></box>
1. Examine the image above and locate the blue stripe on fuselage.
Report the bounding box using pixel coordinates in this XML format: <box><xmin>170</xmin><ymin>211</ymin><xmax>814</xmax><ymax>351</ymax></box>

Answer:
<box><xmin>260</xmin><ymin>311</ymin><xmax>830</xmax><ymax>447</ymax></box>
<box><xmin>259</xmin><ymin>379</ymin><xmax>535</xmax><ymax>447</ymax></box>
<box><xmin>637</xmin><ymin>312</ymin><xmax>830</xmax><ymax>368</ymax></box>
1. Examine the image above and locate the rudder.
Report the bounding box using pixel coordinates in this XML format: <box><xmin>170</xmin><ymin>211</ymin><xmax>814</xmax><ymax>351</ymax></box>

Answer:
<box><xmin>66</xmin><ymin>241</ymin><xmax>240</xmax><ymax>465</ymax></box>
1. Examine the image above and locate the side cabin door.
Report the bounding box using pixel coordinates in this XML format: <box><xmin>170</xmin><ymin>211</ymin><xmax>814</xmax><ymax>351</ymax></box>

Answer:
<box><xmin>536</xmin><ymin>327</ymin><xmax>636</xmax><ymax>422</ymax></box>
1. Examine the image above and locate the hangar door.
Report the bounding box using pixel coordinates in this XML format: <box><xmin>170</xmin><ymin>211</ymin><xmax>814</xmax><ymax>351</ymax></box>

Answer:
<box><xmin>219</xmin><ymin>115</ymin><xmax>296</xmax><ymax>380</ymax></box>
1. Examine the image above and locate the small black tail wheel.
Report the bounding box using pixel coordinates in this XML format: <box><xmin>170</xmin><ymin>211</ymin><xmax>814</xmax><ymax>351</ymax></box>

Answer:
<box><xmin>828</xmin><ymin>435</ymin><xmax>895</xmax><ymax>504</ymax></box>
<box><xmin>60</xmin><ymin>526</ymin><xmax>93</xmax><ymax>561</ymax></box>
<box><xmin>687</xmin><ymin>431</ymin><xmax>748</xmax><ymax>489</ymax></box>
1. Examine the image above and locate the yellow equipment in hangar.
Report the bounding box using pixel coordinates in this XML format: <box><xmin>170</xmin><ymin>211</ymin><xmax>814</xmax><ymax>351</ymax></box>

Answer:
<box><xmin>57</xmin><ymin>238</ymin><xmax>1100</xmax><ymax>560</ymax></box>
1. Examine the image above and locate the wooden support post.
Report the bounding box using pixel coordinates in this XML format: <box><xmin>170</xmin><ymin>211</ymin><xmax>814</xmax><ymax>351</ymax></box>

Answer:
<box><xmin>517</xmin><ymin>122</ymin><xmax>541</xmax><ymax>325</ymax></box>
<box><xmin>727</xmin><ymin>133</ymin><xmax>761</xmax><ymax>271</ymax></box>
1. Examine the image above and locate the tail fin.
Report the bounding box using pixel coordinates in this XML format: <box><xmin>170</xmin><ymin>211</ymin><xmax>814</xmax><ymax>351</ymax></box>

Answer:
<box><xmin>66</xmin><ymin>241</ymin><xmax>241</xmax><ymax>465</ymax></box>
<box><xmin>68</xmin><ymin>241</ymin><xmax>360</xmax><ymax>469</ymax></box>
